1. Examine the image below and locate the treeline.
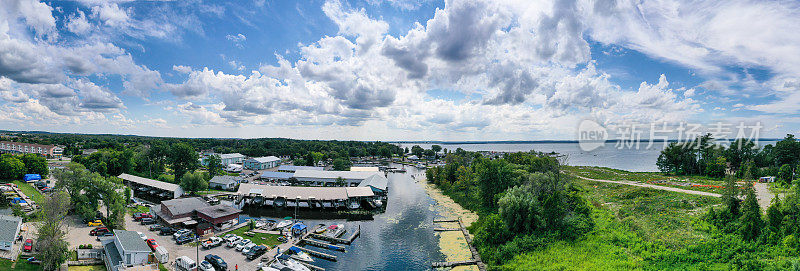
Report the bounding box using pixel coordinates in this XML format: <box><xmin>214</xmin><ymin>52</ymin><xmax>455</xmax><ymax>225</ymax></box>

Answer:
<box><xmin>51</xmin><ymin>163</ymin><xmax>128</xmax><ymax>229</ymax></box>
<box><xmin>657</xmin><ymin>134</ymin><xmax>800</xmax><ymax>183</ymax></box>
<box><xmin>0</xmin><ymin>153</ymin><xmax>48</xmax><ymax>180</ymax></box>
<box><xmin>426</xmin><ymin>150</ymin><xmax>593</xmax><ymax>265</ymax></box>
<box><xmin>7</xmin><ymin>132</ymin><xmax>403</xmax><ymax>159</ymax></box>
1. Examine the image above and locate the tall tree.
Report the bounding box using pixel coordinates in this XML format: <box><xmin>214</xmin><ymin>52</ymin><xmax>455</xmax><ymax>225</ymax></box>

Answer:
<box><xmin>206</xmin><ymin>154</ymin><xmax>223</xmax><ymax>177</ymax></box>
<box><xmin>411</xmin><ymin>145</ymin><xmax>424</xmax><ymax>158</ymax></box>
<box><xmin>20</xmin><ymin>153</ymin><xmax>48</xmax><ymax>176</ymax></box>
<box><xmin>38</xmin><ymin>190</ymin><xmax>71</xmax><ymax>270</ymax></box>
<box><xmin>739</xmin><ymin>184</ymin><xmax>763</xmax><ymax>241</ymax></box>
<box><xmin>180</xmin><ymin>171</ymin><xmax>208</xmax><ymax>194</ymax></box>
<box><xmin>169</xmin><ymin>142</ymin><xmax>199</xmax><ymax>181</ymax></box>
<box><xmin>431</xmin><ymin>145</ymin><xmax>442</xmax><ymax>153</ymax></box>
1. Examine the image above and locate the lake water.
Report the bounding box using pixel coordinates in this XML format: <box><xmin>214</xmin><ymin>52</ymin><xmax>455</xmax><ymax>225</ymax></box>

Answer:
<box><xmin>244</xmin><ymin>165</ymin><xmax>446</xmax><ymax>270</ymax></box>
<box><xmin>399</xmin><ymin>140</ymin><xmax>780</xmax><ymax>172</ymax></box>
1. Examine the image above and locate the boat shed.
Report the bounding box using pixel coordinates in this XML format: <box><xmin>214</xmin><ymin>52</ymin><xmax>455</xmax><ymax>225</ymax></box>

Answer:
<box><xmin>259</xmin><ymin>171</ymin><xmax>294</xmax><ymax>181</ymax></box>
<box><xmin>118</xmin><ymin>173</ymin><xmax>184</xmax><ymax>199</ymax></box>
<box><xmin>357</xmin><ymin>174</ymin><xmax>389</xmax><ymax>194</ymax></box>
<box><xmin>277</xmin><ymin>165</ymin><xmax>324</xmax><ymax>173</ymax></box>
<box><xmin>293</xmin><ymin>170</ymin><xmax>384</xmax><ymax>187</ymax></box>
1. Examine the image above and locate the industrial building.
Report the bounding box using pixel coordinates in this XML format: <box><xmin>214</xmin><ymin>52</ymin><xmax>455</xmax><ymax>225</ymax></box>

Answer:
<box><xmin>243</xmin><ymin>156</ymin><xmax>281</xmax><ymax>170</ymax></box>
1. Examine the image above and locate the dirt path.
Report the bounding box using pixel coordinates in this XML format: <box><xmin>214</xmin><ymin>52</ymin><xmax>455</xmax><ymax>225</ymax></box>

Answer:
<box><xmin>575</xmin><ymin>175</ymin><xmax>778</xmax><ymax>211</ymax></box>
<box><xmin>574</xmin><ymin>175</ymin><xmax>722</xmax><ymax>197</ymax></box>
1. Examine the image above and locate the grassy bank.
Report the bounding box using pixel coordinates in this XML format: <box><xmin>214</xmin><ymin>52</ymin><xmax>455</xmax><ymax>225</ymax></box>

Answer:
<box><xmin>11</xmin><ymin>181</ymin><xmax>44</xmax><ymax>204</ymax></box>
<box><xmin>565</xmin><ymin>166</ymin><xmax>728</xmax><ymax>194</ymax></box>
<box><xmin>226</xmin><ymin>227</ymin><xmax>282</xmax><ymax>247</ymax></box>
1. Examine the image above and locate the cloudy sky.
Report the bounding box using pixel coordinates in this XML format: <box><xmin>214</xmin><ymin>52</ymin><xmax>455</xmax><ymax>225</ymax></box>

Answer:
<box><xmin>1</xmin><ymin>0</ymin><xmax>799</xmax><ymax>141</ymax></box>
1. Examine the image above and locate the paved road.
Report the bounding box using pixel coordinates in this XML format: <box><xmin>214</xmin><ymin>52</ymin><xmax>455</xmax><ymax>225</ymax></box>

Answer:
<box><xmin>574</xmin><ymin>175</ymin><xmax>722</xmax><ymax>197</ymax></box>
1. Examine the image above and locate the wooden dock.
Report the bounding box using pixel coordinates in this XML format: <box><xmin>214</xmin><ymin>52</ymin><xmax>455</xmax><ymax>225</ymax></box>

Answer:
<box><xmin>301</xmin><ymin>238</ymin><xmax>347</xmax><ymax>252</ymax></box>
<box><xmin>433</xmin><ymin>228</ymin><xmax>460</xmax><ymax>231</ymax></box>
<box><xmin>431</xmin><ymin>218</ymin><xmax>486</xmax><ymax>271</ymax></box>
<box><xmin>308</xmin><ymin>225</ymin><xmax>361</xmax><ymax>245</ymax></box>
<box><xmin>297</xmin><ymin>260</ymin><xmax>326</xmax><ymax>271</ymax></box>
<box><xmin>297</xmin><ymin>246</ymin><xmax>337</xmax><ymax>261</ymax></box>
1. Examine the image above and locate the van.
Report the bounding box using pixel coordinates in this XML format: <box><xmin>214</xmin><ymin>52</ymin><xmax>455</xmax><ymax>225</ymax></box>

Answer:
<box><xmin>154</xmin><ymin>246</ymin><xmax>169</xmax><ymax>263</ymax></box>
<box><xmin>175</xmin><ymin>256</ymin><xmax>196</xmax><ymax>271</ymax></box>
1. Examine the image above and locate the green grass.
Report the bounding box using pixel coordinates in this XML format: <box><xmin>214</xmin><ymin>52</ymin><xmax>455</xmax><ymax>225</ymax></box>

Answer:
<box><xmin>500</xmin><ymin>176</ymin><xmax>724</xmax><ymax>270</ymax></box>
<box><xmin>565</xmin><ymin>166</ymin><xmax>728</xmax><ymax>194</ymax></box>
<box><xmin>67</xmin><ymin>266</ymin><xmax>105</xmax><ymax>271</ymax></box>
<box><xmin>226</xmin><ymin>226</ymin><xmax>282</xmax><ymax>247</ymax></box>
<box><xmin>127</xmin><ymin>205</ymin><xmax>150</xmax><ymax>214</ymax></box>
<box><xmin>11</xmin><ymin>181</ymin><xmax>44</xmax><ymax>205</ymax></box>
<box><xmin>0</xmin><ymin>256</ymin><xmax>43</xmax><ymax>271</ymax></box>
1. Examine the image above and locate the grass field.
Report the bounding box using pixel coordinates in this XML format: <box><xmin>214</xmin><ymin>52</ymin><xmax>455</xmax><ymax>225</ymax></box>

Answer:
<box><xmin>0</xmin><ymin>257</ymin><xmax>43</xmax><ymax>271</ymax></box>
<box><xmin>127</xmin><ymin>204</ymin><xmax>150</xmax><ymax>215</ymax></box>
<box><xmin>565</xmin><ymin>166</ymin><xmax>728</xmax><ymax>193</ymax></box>
<box><xmin>226</xmin><ymin>226</ymin><xmax>282</xmax><ymax>247</ymax></box>
<box><xmin>67</xmin><ymin>265</ymin><xmax>105</xmax><ymax>271</ymax></box>
<box><xmin>11</xmin><ymin>181</ymin><xmax>44</xmax><ymax>205</ymax></box>
<box><xmin>500</xmin><ymin>174</ymin><xmax>724</xmax><ymax>270</ymax></box>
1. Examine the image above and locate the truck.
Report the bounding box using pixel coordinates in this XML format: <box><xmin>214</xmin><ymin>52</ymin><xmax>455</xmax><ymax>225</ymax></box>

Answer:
<box><xmin>154</xmin><ymin>246</ymin><xmax>169</xmax><ymax>263</ymax></box>
<box><xmin>175</xmin><ymin>256</ymin><xmax>196</xmax><ymax>271</ymax></box>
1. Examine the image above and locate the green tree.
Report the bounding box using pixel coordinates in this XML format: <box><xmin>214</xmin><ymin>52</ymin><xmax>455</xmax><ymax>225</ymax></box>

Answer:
<box><xmin>20</xmin><ymin>153</ymin><xmax>48</xmax><ymax>177</ymax></box>
<box><xmin>332</xmin><ymin>158</ymin><xmax>351</xmax><ymax>171</ymax></box>
<box><xmin>411</xmin><ymin>145</ymin><xmax>424</xmax><ymax>158</ymax></box>
<box><xmin>476</xmin><ymin>159</ymin><xmax>517</xmax><ymax>209</ymax></box>
<box><xmin>657</xmin><ymin>142</ymin><xmax>697</xmax><ymax>175</ymax></box>
<box><xmin>431</xmin><ymin>145</ymin><xmax>442</xmax><ymax>153</ymax></box>
<box><xmin>739</xmin><ymin>184</ymin><xmax>763</xmax><ymax>241</ymax></box>
<box><xmin>206</xmin><ymin>154</ymin><xmax>223</xmax><ymax>176</ymax></box>
<box><xmin>38</xmin><ymin>190</ymin><xmax>71</xmax><ymax>270</ymax></box>
<box><xmin>705</xmin><ymin>156</ymin><xmax>727</xmax><ymax>178</ymax></box>
<box><xmin>774</xmin><ymin>134</ymin><xmax>800</xmax><ymax>167</ymax></box>
<box><xmin>0</xmin><ymin>155</ymin><xmax>26</xmax><ymax>179</ymax></box>
<box><xmin>779</xmin><ymin>164</ymin><xmax>794</xmax><ymax>186</ymax></box>
<box><xmin>180</xmin><ymin>171</ymin><xmax>208</xmax><ymax>194</ymax></box>
<box><xmin>169</xmin><ymin>142</ymin><xmax>199</xmax><ymax>181</ymax></box>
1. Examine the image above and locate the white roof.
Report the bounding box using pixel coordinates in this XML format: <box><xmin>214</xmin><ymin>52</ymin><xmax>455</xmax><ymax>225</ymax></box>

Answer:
<box><xmin>118</xmin><ymin>173</ymin><xmax>181</xmax><ymax>192</ymax></box>
<box><xmin>237</xmin><ymin>183</ymin><xmax>372</xmax><ymax>200</ymax></box>
<box><xmin>294</xmin><ymin>170</ymin><xmax>379</xmax><ymax>180</ymax></box>
<box><xmin>350</xmin><ymin>167</ymin><xmax>379</xmax><ymax>172</ymax></box>
<box><xmin>249</xmin><ymin>156</ymin><xmax>280</xmax><ymax>163</ymax></box>
<box><xmin>220</xmin><ymin>153</ymin><xmax>245</xmax><ymax>159</ymax></box>
<box><xmin>357</xmin><ymin>174</ymin><xmax>388</xmax><ymax>191</ymax></box>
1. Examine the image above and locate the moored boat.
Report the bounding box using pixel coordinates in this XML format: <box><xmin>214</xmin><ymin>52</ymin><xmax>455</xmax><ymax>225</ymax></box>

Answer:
<box><xmin>314</xmin><ymin>224</ymin><xmax>326</xmax><ymax>234</ymax></box>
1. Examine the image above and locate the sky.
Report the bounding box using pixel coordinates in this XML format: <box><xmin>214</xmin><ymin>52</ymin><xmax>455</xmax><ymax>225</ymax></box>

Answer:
<box><xmin>1</xmin><ymin>0</ymin><xmax>800</xmax><ymax>141</ymax></box>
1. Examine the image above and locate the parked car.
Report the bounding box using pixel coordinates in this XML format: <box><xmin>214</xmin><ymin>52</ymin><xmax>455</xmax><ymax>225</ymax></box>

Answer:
<box><xmin>199</xmin><ymin>260</ymin><xmax>216</xmax><ymax>271</ymax></box>
<box><xmin>176</xmin><ymin>234</ymin><xmax>195</xmax><ymax>245</ymax></box>
<box><xmin>146</xmin><ymin>239</ymin><xmax>158</xmax><ymax>251</ymax></box>
<box><xmin>134</xmin><ymin>213</ymin><xmax>153</xmax><ymax>221</ymax></box>
<box><xmin>204</xmin><ymin>254</ymin><xmax>228</xmax><ymax>271</ymax></box>
<box><xmin>235</xmin><ymin>239</ymin><xmax>252</xmax><ymax>251</ymax></box>
<box><xmin>174</xmin><ymin>229</ymin><xmax>191</xmax><ymax>240</ymax></box>
<box><xmin>159</xmin><ymin>227</ymin><xmax>176</xmax><ymax>236</ymax></box>
<box><xmin>175</xmin><ymin>256</ymin><xmax>196</xmax><ymax>271</ymax></box>
<box><xmin>140</xmin><ymin>218</ymin><xmax>156</xmax><ymax>225</ymax></box>
<box><xmin>240</xmin><ymin>243</ymin><xmax>256</xmax><ymax>254</ymax></box>
<box><xmin>225</xmin><ymin>236</ymin><xmax>242</xmax><ymax>247</ymax></box>
<box><xmin>90</xmin><ymin>227</ymin><xmax>109</xmax><ymax>236</ymax></box>
<box><xmin>149</xmin><ymin>225</ymin><xmax>162</xmax><ymax>231</ymax></box>
<box><xmin>245</xmin><ymin>245</ymin><xmax>267</xmax><ymax>260</ymax></box>
<box><xmin>202</xmin><ymin>237</ymin><xmax>223</xmax><ymax>249</ymax></box>
<box><xmin>23</xmin><ymin>239</ymin><xmax>32</xmax><ymax>252</ymax></box>
<box><xmin>87</xmin><ymin>219</ymin><xmax>103</xmax><ymax>227</ymax></box>
<box><xmin>95</xmin><ymin>232</ymin><xmax>114</xmax><ymax>240</ymax></box>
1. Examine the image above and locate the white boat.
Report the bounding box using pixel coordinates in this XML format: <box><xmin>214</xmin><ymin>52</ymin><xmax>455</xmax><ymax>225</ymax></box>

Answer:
<box><xmin>275</xmin><ymin>220</ymin><xmax>292</xmax><ymax>229</ymax></box>
<box><xmin>348</xmin><ymin>201</ymin><xmax>360</xmax><ymax>209</ymax></box>
<box><xmin>325</xmin><ymin>224</ymin><xmax>344</xmax><ymax>238</ymax></box>
<box><xmin>292</xmin><ymin>251</ymin><xmax>313</xmax><ymax>263</ymax></box>
<box><xmin>373</xmin><ymin>199</ymin><xmax>383</xmax><ymax>208</ymax></box>
<box><xmin>313</xmin><ymin>224</ymin><xmax>326</xmax><ymax>234</ymax></box>
<box><xmin>271</xmin><ymin>255</ymin><xmax>310</xmax><ymax>271</ymax></box>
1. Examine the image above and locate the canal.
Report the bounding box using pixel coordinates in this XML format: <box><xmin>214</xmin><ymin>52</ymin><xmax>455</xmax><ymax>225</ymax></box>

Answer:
<box><xmin>242</xmin><ymin>164</ymin><xmax>446</xmax><ymax>270</ymax></box>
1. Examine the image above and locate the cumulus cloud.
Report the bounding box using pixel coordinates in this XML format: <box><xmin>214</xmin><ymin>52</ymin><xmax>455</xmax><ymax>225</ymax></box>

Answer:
<box><xmin>66</xmin><ymin>9</ymin><xmax>92</xmax><ymax>34</ymax></box>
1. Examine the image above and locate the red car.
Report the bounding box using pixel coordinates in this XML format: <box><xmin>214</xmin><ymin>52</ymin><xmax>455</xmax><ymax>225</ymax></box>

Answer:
<box><xmin>90</xmin><ymin>227</ymin><xmax>109</xmax><ymax>236</ymax></box>
<box><xmin>134</xmin><ymin>213</ymin><xmax>153</xmax><ymax>221</ymax></box>
<box><xmin>146</xmin><ymin>239</ymin><xmax>158</xmax><ymax>251</ymax></box>
<box><xmin>23</xmin><ymin>239</ymin><xmax>32</xmax><ymax>252</ymax></box>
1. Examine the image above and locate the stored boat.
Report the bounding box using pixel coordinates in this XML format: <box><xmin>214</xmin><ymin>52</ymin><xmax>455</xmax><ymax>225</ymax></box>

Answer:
<box><xmin>325</xmin><ymin>224</ymin><xmax>344</xmax><ymax>238</ymax></box>
<box><xmin>275</xmin><ymin>219</ymin><xmax>292</xmax><ymax>229</ymax></box>
<box><xmin>314</xmin><ymin>224</ymin><xmax>327</xmax><ymax>234</ymax></box>
<box><xmin>271</xmin><ymin>255</ymin><xmax>310</xmax><ymax>271</ymax></box>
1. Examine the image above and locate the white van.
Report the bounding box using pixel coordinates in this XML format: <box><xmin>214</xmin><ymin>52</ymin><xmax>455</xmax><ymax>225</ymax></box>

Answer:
<box><xmin>175</xmin><ymin>256</ymin><xmax>197</xmax><ymax>271</ymax></box>
<box><xmin>154</xmin><ymin>246</ymin><xmax>169</xmax><ymax>263</ymax></box>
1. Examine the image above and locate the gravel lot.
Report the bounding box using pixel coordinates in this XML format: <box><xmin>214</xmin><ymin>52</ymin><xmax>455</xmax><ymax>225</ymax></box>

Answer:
<box><xmin>65</xmin><ymin>217</ymin><xmax>103</xmax><ymax>250</ymax></box>
<box><xmin>124</xmin><ymin>214</ymin><xmax>268</xmax><ymax>271</ymax></box>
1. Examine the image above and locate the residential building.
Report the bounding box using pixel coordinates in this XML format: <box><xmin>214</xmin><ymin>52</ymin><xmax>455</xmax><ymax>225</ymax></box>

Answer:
<box><xmin>209</xmin><ymin>175</ymin><xmax>239</xmax><ymax>191</ymax></box>
<box><xmin>0</xmin><ymin>215</ymin><xmax>22</xmax><ymax>251</ymax></box>
<box><xmin>101</xmin><ymin>230</ymin><xmax>153</xmax><ymax>271</ymax></box>
<box><xmin>243</xmin><ymin>156</ymin><xmax>281</xmax><ymax>170</ymax></box>
<box><xmin>0</xmin><ymin>141</ymin><xmax>63</xmax><ymax>158</ymax></box>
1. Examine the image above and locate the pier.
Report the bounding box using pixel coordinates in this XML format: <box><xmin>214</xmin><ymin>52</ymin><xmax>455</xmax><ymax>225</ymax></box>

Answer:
<box><xmin>431</xmin><ymin>218</ymin><xmax>486</xmax><ymax>271</ymax></box>
<box><xmin>308</xmin><ymin>225</ymin><xmax>360</xmax><ymax>245</ymax></box>
<box><xmin>300</xmin><ymin>238</ymin><xmax>347</xmax><ymax>252</ymax></box>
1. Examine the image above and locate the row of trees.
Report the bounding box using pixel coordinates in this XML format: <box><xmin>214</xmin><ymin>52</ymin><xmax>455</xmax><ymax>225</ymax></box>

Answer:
<box><xmin>52</xmin><ymin>163</ymin><xmax>128</xmax><ymax>229</ymax></box>
<box><xmin>426</xmin><ymin>151</ymin><xmax>592</xmax><ymax>265</ymax></box>
<box><xmin>0</xmin><ymin>153</ymin><xmax>48</xmax><ymax>180</ymax></box>
<box><xmin>657</xmin><ymin>134</ymin><xmax>800</xmax><ymax>182</ymax></box>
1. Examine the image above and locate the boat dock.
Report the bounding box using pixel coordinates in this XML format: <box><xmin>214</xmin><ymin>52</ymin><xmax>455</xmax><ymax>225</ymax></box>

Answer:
<box><xmin>300</xmin><ymin>238</ymin><xmax>347</xmax><ymax>252</ymax></box>
<box><xmin>308</xmin><ymin>225</ymin><xmax>360</xmax><ymax>245</ymax></box>
<box><xmin>431</xmin><ymin>218</ymin><xmax>486</xmax><ymax>271</ymax></box>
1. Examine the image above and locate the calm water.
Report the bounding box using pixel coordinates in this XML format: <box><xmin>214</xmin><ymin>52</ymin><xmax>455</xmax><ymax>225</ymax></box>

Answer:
<box><xmin>244</xmin><ymin>165</ymin><xmax>445</xmax><ymax>270</ymax></box>
<box><xmin>399</xmin><ymin>140</ymin><xmax>780</xmax><ymax>172</ymax></box>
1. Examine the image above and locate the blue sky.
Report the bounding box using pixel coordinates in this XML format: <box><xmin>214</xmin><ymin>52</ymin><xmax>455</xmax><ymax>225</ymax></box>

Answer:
<box><xmin>1</xmin><ymin>0</ymin><xmax>799</xmax><ymax>141</ymax></box>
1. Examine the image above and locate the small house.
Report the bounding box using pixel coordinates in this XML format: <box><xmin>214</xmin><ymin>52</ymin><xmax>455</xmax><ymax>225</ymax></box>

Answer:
<box><xmin>0</xmin><ymin>215</ymin><xmax>22</xmax><ymax>251</ymax></box>
<box><xmin>101</xmin><ymin>230</ymin><xmax>152</xmax><ymax>271</ymax></box>
<box><xmin>209</xmin><ymin>176</ymin><xmax>239</xmax><ymax>191</ymax></box>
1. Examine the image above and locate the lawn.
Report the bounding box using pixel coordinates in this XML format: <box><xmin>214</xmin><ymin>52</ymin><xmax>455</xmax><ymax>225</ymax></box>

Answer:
<box><xmin>67</xmin><ymin>265</ymin><xmax>105</xmax><ymax>271</ymax></box>
<box><xmin>226</xmin><ymin>226</ymin><xmax>282</xmax><ymax>247</ymax></box>
<box><xmin>0</xmin><ymin>256</ymin><xmax>43</xmax><ymax>271</ymax></box>
<box><xmin>501</xmin><ymin>176</ymin><xmax>724</xmax><ymax>270</ymax></box>
<box><xmin>127</xmin><ymin>204</ymin><xmax>150</xmax><ymax>215</ymax></box>
<box><xmin>565</xmin><ymin>166</ymin><xmax>728</xmax><ymax>194</ymax></box>
<box><xmin>11</xmin><ymin>181</ymin><xmax>44</xmax><ymax>205</ymax></box>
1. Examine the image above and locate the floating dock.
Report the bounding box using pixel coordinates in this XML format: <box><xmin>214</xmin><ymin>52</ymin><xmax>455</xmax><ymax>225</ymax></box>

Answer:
<box><xmin>301</xmin><ymin>239</ymin><xmax>347</xmax><ymax>252</ymax></box>
<box><xmin>431</xmin><ymin>218</ymin><xmax>486</xmax><ymax>271</ymax></box>
<box><xmin>308</xmin><ymin>225</ymin><xmax>360</xmax><ymax>245</ymax></box>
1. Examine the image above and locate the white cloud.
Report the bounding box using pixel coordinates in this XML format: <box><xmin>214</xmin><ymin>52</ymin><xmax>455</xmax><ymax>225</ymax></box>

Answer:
<box><xmin>66</xmin><ymin>9</ymin><xmax>91</xmax><ymax>34</ymax></box>
<box><xmin>226</xmin><ymin>33</ymin><xmax>246</xmax><ymax>48</ymax></box>
<box><xmin>91</xmin><ymin>3</ymin><xmax>130</xmax><ymax>27</ymax></box>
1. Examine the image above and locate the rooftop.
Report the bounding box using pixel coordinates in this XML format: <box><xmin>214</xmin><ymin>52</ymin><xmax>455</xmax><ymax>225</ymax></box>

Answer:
<box><xmin>277</xmin><ymin>165</ymin><xmax>324</xmax><ymax>172</ymax></box>
<box><xmin>260</xmin><ymin>171</ymin><xmax>294</xmax><ymax>179</ymax></box>
<box><xmin>350</xmin><ymin>166</ymin><xmax>379</xmax><ymax>172</ymax></box>
<box><xmin>237</xmin><ymin>183</ymin><xmax>374</xmax><ymax>200</ymax></box>
<box><xmin>357</xmin><ymin>174</ymin><xmax>389</xmax><ymax>191</ymax></box>
<box><xmin>196</xmin><ymin>205</ymin><xmax>241</xmax><ymax>219</ymax></box>
<box><xmin>0</xmin><ymin>215</ymin><xmax>21</xmax><ymax>243</ymax></box>
<box><xmin>118</xmin><ymin>173</ymin><xmax>181</xmax><ymax>192</ymax></box>
<box><xmin>209</xmin><ymin>175</ymin><xmax>239</xmax><ymax>185</ymax></box>
<box><xmin>294</xmin><ymin>170</ymin><xmax>380</xmax><ymax>180</ymax></box>
<box><xmin>161</xmin><ymin>197</ymin><xmax>210</xmax><ymax>216</ymax></box>
<box><xmin>220</xmin><ymin>153</ymin><xmax>245</xmax><ymax>159</ymax></box>
<box><xmin>114</xmin><ymin>230</ymin><xmax>151</xmax><ymax>253</ymax></box>
<box><xmin>103</xmin><ymin>241</ymin><xmax>123</xmax><ymax>265</ymax></box>
<box><xmin>248</xmin><ymin>156</ymin><xmax>280</xmax><ymax>163</ymax></box>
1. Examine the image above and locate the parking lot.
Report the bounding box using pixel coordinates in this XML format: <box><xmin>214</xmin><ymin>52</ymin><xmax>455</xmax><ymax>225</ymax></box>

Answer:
<box><xmin>124</xmin><ymin>214</ymin><xmax>269</xmax><ymax>271</ymax></box>
<box><xmin>65</xmin><ymin>216</ymin><xmax>103</xmax><ymax>250</ymax></box>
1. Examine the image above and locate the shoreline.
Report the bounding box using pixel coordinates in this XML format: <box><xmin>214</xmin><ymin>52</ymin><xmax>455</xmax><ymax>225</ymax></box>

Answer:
<box><xmin>421</xmin><ymin>176</ymin><xmax>480</xmax><ymax>271</ymax></box>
